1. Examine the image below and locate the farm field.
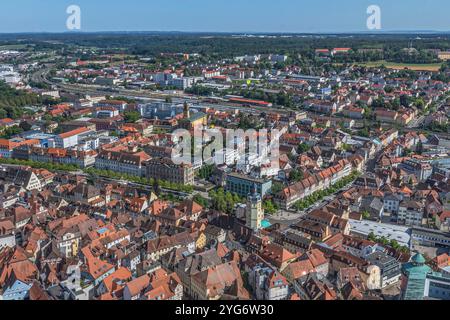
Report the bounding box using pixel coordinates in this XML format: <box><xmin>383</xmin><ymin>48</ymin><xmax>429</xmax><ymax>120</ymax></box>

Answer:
<box><xmin>355</xmin><ymin>60</ymin><xmax>443</xmax><ymax>71</ymax></box>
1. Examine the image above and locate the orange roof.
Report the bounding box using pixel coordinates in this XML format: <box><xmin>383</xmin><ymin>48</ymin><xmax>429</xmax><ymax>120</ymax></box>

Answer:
<box><xmin>85</xmin><ymin>255</ymin><xmax>114</xmax><ymax>280</ymax></box>
<box><xmin>101</xmin><ymin>267</ymin><xmax>132</xmax><ymax>293</ymax></box>
<box><xmin>286</xmin><ymin>260</ymin><xmax>315</xmax><ymax>280</ymax></box>
<box><xmin>125</xmin><ymin>275</ymin><xmax>150</xmax><ymax>297</ymax></box>
<box><xmin>58</xmin><ymin>127</ymin><xmax>90</xmax><ymax>139</ymax></box>
<box><xmin>0</xmin><ymin>138</ymin><xmax>39</xmax><ymax>150</ymax></box>
<box><xmin>0</xmin><ymin>118</ymin><xmax>14</xmax><ymax>124</ymax></box>
<box><xmin>151</xmin><ymin>200</ymin><xmax>170</xmax><ymax>215</ymax></box>
<box><xmin>305</xmin><ymin>249</ymin><xmax>328</xmax><ymax>268</ymax></box>
<box><xmin>399</xmin><ymin>186</ymin><xmax>413</xmax><ymax>195</ymax></box>
<box><xmin>290</xmin><ymin>293</ymin><xmax>301</xmax><ymax>300</ymax></box>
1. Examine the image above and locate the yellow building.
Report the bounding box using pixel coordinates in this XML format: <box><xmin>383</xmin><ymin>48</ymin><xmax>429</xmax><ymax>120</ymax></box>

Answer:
<box><xmin>195</xmin><ymin>232</ymin><xmax>207</xmax><ymax>250</ymax></box>
<box><xmin>438</xmin><ymin>51</ymin><xmax>450</xmax><ymax>61</ymax></box>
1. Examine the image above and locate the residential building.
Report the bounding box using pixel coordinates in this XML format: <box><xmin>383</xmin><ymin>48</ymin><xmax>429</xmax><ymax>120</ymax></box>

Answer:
<box><xmin>146</xmin><ymin>157</ymin><xmax>194</xmax><ymax>185</ymax></box>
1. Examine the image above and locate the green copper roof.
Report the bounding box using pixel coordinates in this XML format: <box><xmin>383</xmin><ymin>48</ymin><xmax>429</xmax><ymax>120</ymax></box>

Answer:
<box><xmin>412</xmin><ymin>253</ymin><xmax>426</xmax><ymax>265</ymax></box>
<box><xmin>403</xmin><ymin>272</ymin><xmax>428</xmax><ymax>300</ymax></box>
<box><xmin>402</xmin><ymin>253</ymin><xmax>432</xmax><ymax>300</ymax></box>
<box><xmin>187</xmin><ymin>112</ymin><xmax>207</xmax><ymax>122</ymax></box>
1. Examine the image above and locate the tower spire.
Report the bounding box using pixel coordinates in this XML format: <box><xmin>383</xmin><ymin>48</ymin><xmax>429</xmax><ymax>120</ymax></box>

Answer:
<box><xmin>183</xmin><ymin>101</ymin><xmax>190</xmax><ymax>119</ymax></box>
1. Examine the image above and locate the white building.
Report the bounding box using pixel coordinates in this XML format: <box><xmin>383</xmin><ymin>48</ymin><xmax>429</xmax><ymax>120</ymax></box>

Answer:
<box><xmin>270</xmin><ymin>54</ymin><xmax>288</xmax><ymax>63</ymax></box>
<box><xmin>54</xmin><ymin>127</ymin><xmax>93</xmax><ymax>149</ymax></box>
<box><xmin>214</xmin><ymin>148</ymin><xmax>238</xmax><ymax>166</ymax></box>
<box><xmin>398</xmin><ymin>200</ymin><xmax>425</xmax><ymax>226</ymax></box>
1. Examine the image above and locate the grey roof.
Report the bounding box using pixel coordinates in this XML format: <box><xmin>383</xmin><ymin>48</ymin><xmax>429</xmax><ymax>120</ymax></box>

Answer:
<box><xmin>349</xmin><ymin>219</ymin><xmax>410</xmax><ymax>247</ymax></box>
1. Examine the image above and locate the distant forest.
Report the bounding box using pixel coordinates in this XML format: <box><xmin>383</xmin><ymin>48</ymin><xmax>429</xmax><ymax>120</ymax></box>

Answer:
<box><xmin>0</xmin><ymin>33</ymin><xmax>449</xmax><ymax>67</ymax></box>
<box><xmin>0</xmin><ymin>33</ymin><xmax>449</xmax><ymax>58</ymax></box>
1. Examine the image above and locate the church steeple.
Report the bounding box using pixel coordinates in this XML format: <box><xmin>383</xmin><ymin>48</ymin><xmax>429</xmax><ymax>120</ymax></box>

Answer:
<box><xmin>246</xmin><ymin>183</ymin><xmax>263</xmax><ymax>231</ymax></box>
<box><xmin>183</xmin><ymin>101</ymin><xmax>190</xmax><ymax>119</ymax></box>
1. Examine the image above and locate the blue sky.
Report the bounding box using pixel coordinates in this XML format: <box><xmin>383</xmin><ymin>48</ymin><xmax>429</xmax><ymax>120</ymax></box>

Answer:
<box><xmin>0</xmin><ymin>0</ymin><xmax>449</xmax><ymax>33</ymax></box>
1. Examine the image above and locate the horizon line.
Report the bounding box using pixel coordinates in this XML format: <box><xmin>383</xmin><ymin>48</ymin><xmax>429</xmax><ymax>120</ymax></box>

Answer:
<box><xmin>1</xmin><ymin>30</ymin><xmax>450</xmax><ymax>36</ymax></box>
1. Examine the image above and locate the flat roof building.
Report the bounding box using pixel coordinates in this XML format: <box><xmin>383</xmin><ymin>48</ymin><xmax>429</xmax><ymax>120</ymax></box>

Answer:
<box><xmin>226</xmin><ymin>172</ymin><xmax>272</xmax><ymax>198</ymax></box>
<box><xmin>349</xmin><ymin>219</ymin><xmax>410</xmax><ymax>247</ymax></box>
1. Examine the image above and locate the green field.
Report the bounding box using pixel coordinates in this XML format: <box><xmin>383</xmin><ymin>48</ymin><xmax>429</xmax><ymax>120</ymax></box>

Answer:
<box><xmin>0</xmin><ymin>44</ymin><xmax>28</xmax><ymax>50</ymax></box>
<box><xmin>354</xmin><ymin>60</ymin><xmax>443</xmax><ymax>72</ymax></box>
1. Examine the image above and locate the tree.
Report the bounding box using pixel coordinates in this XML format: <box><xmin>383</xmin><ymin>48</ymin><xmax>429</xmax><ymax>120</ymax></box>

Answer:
<box><xmin>193</xmin><ymin>194</ymin><xmax>209</xmax><ymax>208</ymax></box>
<box><xmin>19</xmin><ymin>121</ymin><xmax>32</xmax><ymax>132</ymax></box>
<box><xmin>400</xmin><ymin>94</ymin><xmax>411</xmax><ymax>107</ymax></box>
<box><xmin>416</xmin><ymin>141</ymin><xmax>424</xmax><ymax>155</ymax></box>
<box><xmin>384</xmin><ymin>86</ymin><xmax>394</xmax><ymax>93</ymax></box>
<box><xmin>124</xmin><ymin>111</ymin><xmax>140</xmax><ymax>123</ymax></box>
<box><xmin>362</xmin><ymin>210</ymin><xmax>371</xmax><ymax>219</ymax></box>
<box><xmin>289</xmin><ymin>169</ymin><xmax>304</xmax><ymax>183</ymax></box>
<box><xmin>379</xmin><ymin>236</ymin><xmax>390</xmax><ymax>246</ymax></box>
<box><xmin>271</xmin><ymin>182</ymin><xmax>284</xmax><ymax>194</ymax></box>
<box><xmin>297</xmin><ymin>143</ymin><xmax>311</xmax><ymax>154</ymax></box>
<box><xmin>153</xmin><ymin>179</ymin><xmax>161</xmax><ymax>196</ymax></box>
<box><xmin>358</xmin><ymin>127</ymin><xmax>370</xmax><ymax>138</ymax></box>
<box><xmin>209</xmin><ymin>188</ymin><xmax>241</xmax><ymax>214</ymax></box>
<box><xmin>198</xmin><ymin>164</ymin><xmax>214</xmax><ymax>180</ymax></box>
<box><xmin>263</xmin><ymin>200</ymin><xmax>278</xmax><ymax>215</ymax></box>
<box><xmin>0</xmin><ymin>126</ymin><xmax>23</xmax><ymax>139</ymax></box>
<box><xmin>414</xmin><ymin>98</ymin><xmax>425</xmax><ymax>109</ymax></box>
<box><xmin>372</xmin><ymin>98</ymin><xmax>386</xmax><ymax>109</ymax></box>
<box><xmin>390</xmin><ymin>240</ymin><xmax>400</xmax><ymax>250</ymax></box>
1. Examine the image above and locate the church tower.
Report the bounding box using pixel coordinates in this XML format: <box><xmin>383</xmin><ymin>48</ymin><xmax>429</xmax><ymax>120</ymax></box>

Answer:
<box><xmin>183</xmin><ymin>101</ymin><xmax>190</xmax><ymax>119</ymax></box>
<box><xmin>246</xmin><ymin>183</ymin><xmax>264</xmax><ymax>231</ymax></box>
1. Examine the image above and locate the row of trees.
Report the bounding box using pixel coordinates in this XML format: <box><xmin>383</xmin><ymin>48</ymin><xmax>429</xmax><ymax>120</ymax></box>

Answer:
<box><xmin>84</xmin><ymin>167</ymin><xmax>194</xmax><ymax>193</ymax></box>
<box><xmin>294</xmin><ymin>171</ymin><xmax>360</xmax><ymax>211</ymax></box>
<box><xmin>208</xmin><ymin>188</ymin><xmax>242</xmax><ymax>214</ymax></box>
<box><xmin>0</xmin><ymin>157</ymin><xmax>80</xmax><ymax>172</ymax></box>
<box><xmin>0</xmin><ymin>157</ymin><xmax>196</xmax><ymax>194</ymax></box>
<box><xmin>185</xmin><ymin>85</ymin><xmax>218</xmax><ymax>97</ymax></box>
<box><xmin>367</xmin><ymin>232</ymin><xmax>410</xmax><ymax>253</ymax></box>
<box><xmin>334</xmin><ymin>49</ymin><xmax>441</xmax><ymax>64</ymax></box>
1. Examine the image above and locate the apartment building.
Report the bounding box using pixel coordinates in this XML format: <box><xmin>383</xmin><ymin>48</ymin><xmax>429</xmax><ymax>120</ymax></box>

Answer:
<box><xmin>276</xmin><ymin>159</ymin><xmax>352</xmax><ymax>209</ymax></box>
<box><xmin>96</xmin><ymin>149</ymin><xmax>151</xmax><ymax>177</ymax></box>
<box><xmin>145</xmin><ymin>157</ymin><xmax>194</xmax><ymax>185</ymax></box>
